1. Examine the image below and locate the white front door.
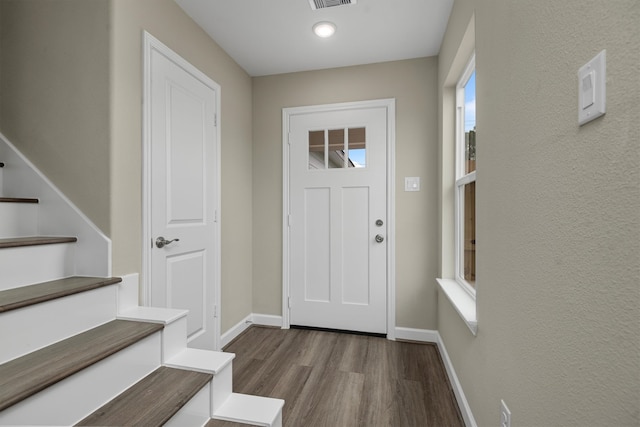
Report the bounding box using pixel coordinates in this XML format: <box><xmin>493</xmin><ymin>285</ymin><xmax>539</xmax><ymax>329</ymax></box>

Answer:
<box><xmin>145</xmin><ymin>34</ymin><xmax>220</xmax><ymax>350</ymax></box>
<box><xmin>287</xmin><ymin>103</ymin><xmax>390</xmax><ymax>334</ymax></box>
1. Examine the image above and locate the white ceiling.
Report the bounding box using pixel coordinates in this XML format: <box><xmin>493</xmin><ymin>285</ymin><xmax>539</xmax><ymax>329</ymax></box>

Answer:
<box><xmin>174</xmin><ymin>0</ymin><xmax>454</xmax><ymax>77</ymax></box>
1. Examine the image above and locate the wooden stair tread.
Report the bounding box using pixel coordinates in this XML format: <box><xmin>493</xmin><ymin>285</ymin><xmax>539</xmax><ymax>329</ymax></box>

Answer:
<box><xmin>0</xmin><ymin>236</ymin><xmax>77</xmax><ymax>249</ymax></box>
<box><xmin>0</xmin><ymin>197</ymin><xmax>39</xmax><ymax>203</ymax></box>
<box><xmin>0</xmin><ymin>276</ymin><xmax>122</xmax><ymax>313</ymax></box>
<box><xmin>0</xmin><ymin>320</ymin><xmax>163</xmax><ymax>411</ymax></box>
<box><xmin>76</xmin><ymin>366</ymin><xmax>212</xmax><ymax>426</ymax></box>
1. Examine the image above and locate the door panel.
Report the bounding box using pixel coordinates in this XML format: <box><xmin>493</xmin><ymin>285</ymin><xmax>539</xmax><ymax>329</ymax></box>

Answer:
<box><xmin>289</xmin><ymin>106</ymin><xmax>387</xmax><ymax>334</ymax></box>
<box><xmin>304</xmin><ymin>187</ymin><xmax>331</xmax><ymax>302</ymax></box>
<box><xmin>166</xmin><ymin>250</ymin><xmax>205</xmax><ymax>338</ymax></box>
<box><xmin>341</xmin><ymin>186</ymin><xmax>369</xmax><ymax>305</ymax></box>
<box><xmin>149</xmin><ymin>47</ymin><xmax>218</xmax><ymax>350</ymax></box>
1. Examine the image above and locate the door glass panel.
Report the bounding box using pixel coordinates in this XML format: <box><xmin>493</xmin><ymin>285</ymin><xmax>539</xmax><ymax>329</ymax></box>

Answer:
<box><xmin>328</xmin><ymin>128</ymin><xmax>346</xmax><ymax>169</ymax></box>
<box><xmin>308</xmin><ymin>130</ymin><xmax>325</xmax><ymax>169</ymax></box>
<box><xmin>309</xmin><ymin>127</ymin><xmax>367</xmax><ymax>169</ymax></box>
<box><xmin>348</xmin><ymin>127</ymin><xmax>366</xmax><ymax>168</ymax></box>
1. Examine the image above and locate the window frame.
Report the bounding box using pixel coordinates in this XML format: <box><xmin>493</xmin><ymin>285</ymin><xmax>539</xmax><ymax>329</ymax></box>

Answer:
<box><xmin>454</xmin><ymin>54</ymin><xmax>477</xmax><ymax>298</ymax></box>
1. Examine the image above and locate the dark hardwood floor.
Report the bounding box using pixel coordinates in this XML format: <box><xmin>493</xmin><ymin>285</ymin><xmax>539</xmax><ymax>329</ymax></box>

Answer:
<box><xmin>208</xmin><ymin>326</ymin><xmax>464</xmax><ymax>427</ymax></box>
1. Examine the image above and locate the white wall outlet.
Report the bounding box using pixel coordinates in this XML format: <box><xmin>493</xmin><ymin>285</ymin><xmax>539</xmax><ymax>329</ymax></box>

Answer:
<box><xmin>500</xmin><ymin>399</ymin><xmax>511</xmax><ymax>427</ymax></box>
<box><xmin>578</xmin><ymin>50</ymin><xmax>606</xmax><ymax>126</ymax></box>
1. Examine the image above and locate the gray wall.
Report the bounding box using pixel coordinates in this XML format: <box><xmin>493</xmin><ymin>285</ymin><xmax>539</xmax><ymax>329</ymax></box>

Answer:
<box><xmin>438</xmin><ymin>0</ymin><xmax>640</xmax><ymax>425</ymax></box>
<box><xmin>0</xmin><ymin>0</ymin><xmax>255</xmax><ymax>334</ymax></box>
<box><xmin>252</xmin><ymin>58</ymin><xmax>440</xmax><ymax>330</ymax></box>
<box><xmin>0</xmin><ymin>0</ymin><xmax>111</xmax><ymax>233</ymax></box>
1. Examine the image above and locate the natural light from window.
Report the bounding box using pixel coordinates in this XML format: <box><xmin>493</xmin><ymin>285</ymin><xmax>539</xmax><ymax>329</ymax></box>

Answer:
<box><xmin>457</xmin><ymin>63</ymin><xmax>476</xmax><ymax>292</ymax></box>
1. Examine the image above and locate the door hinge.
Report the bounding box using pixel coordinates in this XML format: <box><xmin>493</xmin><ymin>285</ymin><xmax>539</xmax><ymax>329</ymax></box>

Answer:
<box><xmin>288</xmin><ymin>132</ymin><xmax>292</xmax><ymax>145</ymax></box>
<box><xmin>213</xmin><ymin>305</ymin><xmax>218</xmax><ymax>318</ymax></box>
<box><xmin>287</xmin><ymin>297</ymin><xmax>291</xmax><ymax>309</ymax></box>
<box><xmin>214</xmin><ymin>114</ymin><xmax>217</xmax><ymax>127</ymax></box>
<box><xmin>214</xmin><ymin>209</ymin><xmax>218</xmax><ymax>223</ymax></box>
<box><xmin>287</xmin><ymin>214</ymin><xmax>292</xmax><ymax>227</ymax></box>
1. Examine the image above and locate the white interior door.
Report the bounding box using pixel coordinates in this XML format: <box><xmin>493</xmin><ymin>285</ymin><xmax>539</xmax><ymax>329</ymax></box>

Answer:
<box><xmin>146</xmin><ymin>36</ymin><xmax>219</xmax><ymax>350</ymax></box>
<box><xmin>288</xmin><ymin>105</ymin><xmax>389</xmax><ymax>334</ymax></box>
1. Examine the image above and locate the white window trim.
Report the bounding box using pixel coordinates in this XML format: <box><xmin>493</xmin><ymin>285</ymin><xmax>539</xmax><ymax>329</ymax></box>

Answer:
<box><xmin>437</xmin><ymin>278</ymin><xmax>477</xmax><ymax>335</ymax></box>
<box><xmin>437</xmin><ymin>54</ymin><xmax>477</xmax><ymax>336</ymax></box>
<box><xmin>454</xmin><ymin>54</ymin><xmax>477</xmax><ymax>298</ymax></box>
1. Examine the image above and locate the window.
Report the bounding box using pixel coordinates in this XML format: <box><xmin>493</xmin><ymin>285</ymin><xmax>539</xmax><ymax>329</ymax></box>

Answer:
<box><xmin>455</xmin><ymin>56</ymin><xmax>476</xmax><ymax>294</ymax></box>
<box><xmin>308</xmin><ymin>127</ymin><xmax>366</xmax><ymax>169</ymax></box>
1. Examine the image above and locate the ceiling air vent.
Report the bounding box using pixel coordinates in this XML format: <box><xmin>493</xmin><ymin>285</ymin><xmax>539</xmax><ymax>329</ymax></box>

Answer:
<box><xmin>308</xmin><ymin>0</ymin><xmax>357</xmax><ymax>10</ymax></box>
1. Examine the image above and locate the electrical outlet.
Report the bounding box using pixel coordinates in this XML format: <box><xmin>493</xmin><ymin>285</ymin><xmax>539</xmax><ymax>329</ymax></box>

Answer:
<box><xmin>500</xmin><ymin>400</ymin><xmax>511</xmax><ymax>427</ymax></box>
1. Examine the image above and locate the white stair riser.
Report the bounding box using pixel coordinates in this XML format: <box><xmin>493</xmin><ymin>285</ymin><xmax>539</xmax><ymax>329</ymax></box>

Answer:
<box><xmin>0</xmin><ymin>243</ymin><xmax>75</xmax><ymax>290</ymax></box>
<box><xmin>212</xmin><ymin>362</ymin><xmax>233</xmax><ymax>414</ymax></box>
<box><xmin>0</xmin><ymin>203</ymin><xmax>38</xmax><ymax>237</ymax></box>
<box><xmin>163</xmin><ymin>316</ymin><xmax>188</xmax><ymax>362</ymax></box>
<box><xmin>212</xmin><ymin>393</ymin><xmax>285</xmax><ymax>427</ymax></box>
<box><xmin>0</xmin><ymin>332</ymin><xmax>162</xmax><ymax>426</ymax></box>
<box><xmin>117</xmin><ymin>273</ymin><xmax>140</xmax><ymax>313</ymax></box>
<box><xmin>164</xmin><ymin>382</ymin><xmax>211</xmax><ymax>427</ymax></box>
<box><xmin>0</xmin><ymin>285</ymin><xmax>117</xmax><ymax>364</ymax></box>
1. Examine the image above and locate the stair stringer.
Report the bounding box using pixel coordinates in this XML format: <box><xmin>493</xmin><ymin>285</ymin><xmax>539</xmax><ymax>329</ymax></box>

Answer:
<box><xmin>0</xmin><ymin>131</ymin><xmax>110</xmax><ymax>277</ymax></box>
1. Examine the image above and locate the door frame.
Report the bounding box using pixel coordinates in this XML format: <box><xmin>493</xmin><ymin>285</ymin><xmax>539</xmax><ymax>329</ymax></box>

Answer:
<box><xmin>141</xmin><ymin>31</ymin><xmax>222</xmax><ymax>349</ymax></box>
<box><xmin>282</xmin><ymin>98</ymin><xmax>396</xmax><ymax>340</ymax></box>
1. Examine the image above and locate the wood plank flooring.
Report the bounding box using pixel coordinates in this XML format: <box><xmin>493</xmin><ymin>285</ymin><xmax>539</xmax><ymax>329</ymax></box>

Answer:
<box><xmin>208</xmin><ymin>326</ymin><xmax>464</xmax><ymax>427</ymax></box>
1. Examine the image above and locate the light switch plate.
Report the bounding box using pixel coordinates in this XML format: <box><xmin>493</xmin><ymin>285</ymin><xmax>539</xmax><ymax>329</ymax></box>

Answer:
<box><xmin>578</xmin><ymin>50</ymin><xmax>606</xmax><ymax>125</ymax></box>
<box><xmin>404</xmin><ymin>177</ymin><xmax>420</xmax><ymax>192</ymax></box>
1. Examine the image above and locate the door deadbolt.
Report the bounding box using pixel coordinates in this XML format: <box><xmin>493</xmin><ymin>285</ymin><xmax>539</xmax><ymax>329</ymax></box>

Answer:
<box><xmin>376</xmin><ymin>219</ymin><xmax>384</xmax><ymax>227</ymax></box>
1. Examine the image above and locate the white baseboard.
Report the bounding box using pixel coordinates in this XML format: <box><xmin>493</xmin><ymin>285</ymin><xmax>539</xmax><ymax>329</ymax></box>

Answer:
<box><xmin>252</xmin><ymin>313</ymin><xmax>283</xmax><ymax>328</ymax></box>
<box><xmin>435</xmin><ymin>332</ymin><xmax>477</xmax><ymax>427</ymax></box>
<box><xmin>394</xmin><ymin>326</ymin><xmax>440</xmax><ymax>343</ymax></box>
<box><xmin>220</xmin><ymin>313</ymin><xmax>283</xmax><ymax>348</ymax></box>
<box><xmin>394</xmin><ymin>327</ymin><xmax>476</xmax><ymax>427</ymax></box>
<box><xmin>220</xmin><ymin>314</ymin><xmax>253</xmax><ymax>348</ymax></box>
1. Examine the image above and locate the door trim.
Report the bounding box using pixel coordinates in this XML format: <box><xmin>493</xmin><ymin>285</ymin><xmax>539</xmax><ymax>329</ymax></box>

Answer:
<box><xmin>141</xmin><ymin>31</ymin><xmax>222</xmax><ymax>349</ymax></box>
<box><xmin>282</xmin><ymin>98</ymin><xmax>396</xmax><ymax>340</ymax></box>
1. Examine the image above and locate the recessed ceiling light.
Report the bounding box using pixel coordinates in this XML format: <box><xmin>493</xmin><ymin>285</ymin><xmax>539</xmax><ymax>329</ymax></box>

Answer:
<box><xmin>313</xmin><ymin>21</ymin><xmax>337</xmax><ymax>38</ymax></box>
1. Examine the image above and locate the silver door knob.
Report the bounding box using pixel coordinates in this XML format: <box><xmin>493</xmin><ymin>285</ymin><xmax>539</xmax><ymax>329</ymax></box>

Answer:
<box><xmin>156</xmin><ymin>236</ymin><xmax>180</xmax><ymax>248</ymax></box>
<box><xmin>375</xmin><ymin>234</ymin><xmax>384</xmax><ymax>243</ymax></box>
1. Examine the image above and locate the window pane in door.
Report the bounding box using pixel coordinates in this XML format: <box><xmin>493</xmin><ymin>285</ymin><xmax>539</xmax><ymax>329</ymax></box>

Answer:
<box><xmin>348</xmin><ymin>127</ymin><xmax>366</xmax><ymax>168</ymax></box>
<box><xmin>328</xmin><ymin>129</ymin><xmax>346</xmax><ymax>169</ymax></box>
<box><xmin>308</xmin><ymin>130</ymin><xmax>325</xmax><ymax>169</ymax></box>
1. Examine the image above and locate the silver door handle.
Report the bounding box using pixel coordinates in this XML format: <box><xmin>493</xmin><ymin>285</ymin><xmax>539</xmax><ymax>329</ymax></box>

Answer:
<box><xmin>375</xmin><ymin>234</ymin><xmax>384</xmax><ymax>243</ymax></box>
<box><xmin>156</xmin><ymin>236</ymin><xmax>180</xmax><ymax>248</ymax></box>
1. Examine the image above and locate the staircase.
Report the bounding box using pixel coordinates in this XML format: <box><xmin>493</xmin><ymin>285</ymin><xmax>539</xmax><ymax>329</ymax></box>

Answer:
<box><xmin>0</xmin><ymin>159</ymin><xmax>284</xmax><ymax>426</ymax></box>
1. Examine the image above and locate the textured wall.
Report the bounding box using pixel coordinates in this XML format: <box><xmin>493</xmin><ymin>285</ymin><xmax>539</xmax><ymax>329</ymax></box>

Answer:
<box><xmin>0</xmin><ymin>0</ymin><xmax>111</xmax><ymax>233</ymax></box>
<box><xmin>252</xmin><ymin>58</ymin><xmax>440</xmax><ymax>330</ymax></box>
<box><xmin>110</xmin><ymin>0</ymin><xmax>254</xmax><ymax>333</ymax></box>
<box><xmin>438</xmin><ymin>0</ymin><xmax>640</xmax><ymax>425</ymax></box>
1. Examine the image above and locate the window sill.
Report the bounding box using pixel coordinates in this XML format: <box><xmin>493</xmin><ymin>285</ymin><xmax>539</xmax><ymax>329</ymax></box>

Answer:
<box><xmin>437</xmin><ymin>278</ymin><xmax>478</xmax><ymax>336</ymax></box>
